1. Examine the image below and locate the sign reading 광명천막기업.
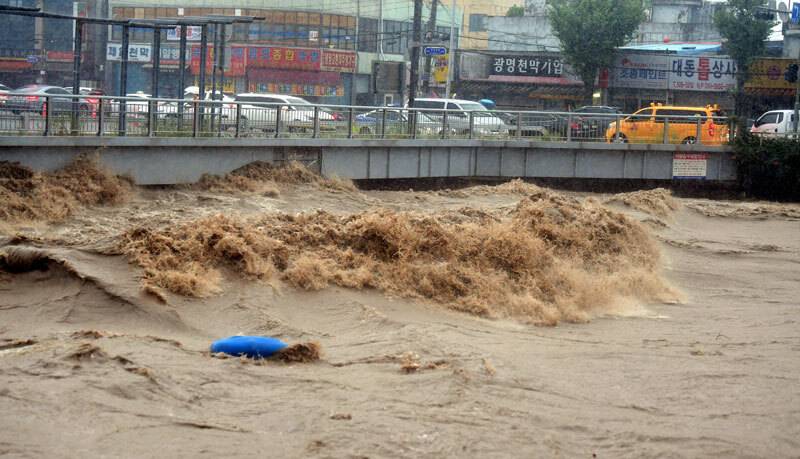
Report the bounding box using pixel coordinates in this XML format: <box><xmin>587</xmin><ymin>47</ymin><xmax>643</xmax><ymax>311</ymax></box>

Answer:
<box><xmin>489</xmin><ymin>55</ymin><xmax>564</xmax><ymax>78</ymax></box>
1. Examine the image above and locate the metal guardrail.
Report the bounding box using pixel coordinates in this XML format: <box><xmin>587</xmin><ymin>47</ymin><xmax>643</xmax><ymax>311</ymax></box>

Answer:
<box><xmin>0</xmin><ymin>94</ymin><xmax>736</xmax><ymax>145</ymax></box>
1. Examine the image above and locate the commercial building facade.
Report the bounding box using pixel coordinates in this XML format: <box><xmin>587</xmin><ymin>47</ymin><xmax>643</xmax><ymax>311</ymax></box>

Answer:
<box><xmin>105</xmin><ymin>1</ymin><xmax>461</xmax><ymax>104</ymax></box>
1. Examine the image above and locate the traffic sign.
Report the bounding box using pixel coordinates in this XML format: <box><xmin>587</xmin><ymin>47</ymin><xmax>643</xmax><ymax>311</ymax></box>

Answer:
<box><xmin>423</xmin><ymin>46</ymin><xmax>447</xmax><ymax>56</ymax></box>
<box><xmin>792</xmin><ymin>2</ymin><xmax>799</xmax><ymax>23</ymax></box>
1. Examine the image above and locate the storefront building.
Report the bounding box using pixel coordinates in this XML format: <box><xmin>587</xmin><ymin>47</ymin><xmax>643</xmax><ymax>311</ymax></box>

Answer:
<box><xmin>105</xmin><ymin>3</ymin><xmax>460</xmax><ymax>104</ymax></box>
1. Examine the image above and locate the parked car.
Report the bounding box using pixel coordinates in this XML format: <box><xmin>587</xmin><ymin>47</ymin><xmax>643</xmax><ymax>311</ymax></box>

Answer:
<box><xmin>498</xmin><ymin>112</ymin><xmax>566</xmax><ymax>138</ymax></box>
<box><xmin>63</xmin><ymin>87</ymin><xmax>104</xmax><ymax>115</ymax></box>
<box><xmin>0</xmin><ymin>83</ymin><xmax>11</xmax><ymax>107</ymax></box>
<box><xmin>565</xmin><ymin>106</ymin><xmax>622</xmax><ymax>140</ymax></box>
<box><xmin>158</xmin><ymin>88</ymin><xmax>238</xmax><ymax>129</ymax></box>
<box><xmin>6</xmin><ymin>84</ymin><xmax>73</xmax><ymax>115</ymax></box>
<box><xmin>605</xmin><ymin>104</ymin><xmax>729</xmax><ymax>145</ymax></box>
<box><xmin>750</xmin><ymin>110</ymin><xmax>798</xmax><ymax>138</ymax></box>
<box><xmin>355</xmin><ymin>108</ymin><xmax>439</xmax><ymax>136</ymax></box>
<box><xmin>233</xmin><ymin>93</ymin><xmax>335</xmax><ymax>134</ymax></box>
<box><xmin>409</xmin><ymin>98</ymin><xmax>509</xmax><ymax>137</ymax></box>
<box><xmin>106</xmin><ymin>91</ymin><xmax>153</xmax><ymax>118</ymax></box>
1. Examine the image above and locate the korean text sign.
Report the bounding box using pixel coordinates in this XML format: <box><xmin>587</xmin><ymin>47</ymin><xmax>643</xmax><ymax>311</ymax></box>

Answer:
<box><xmin>489</xmin><ymin>55</ymin><xmax>564</xmax><ymax>78</ymax></box>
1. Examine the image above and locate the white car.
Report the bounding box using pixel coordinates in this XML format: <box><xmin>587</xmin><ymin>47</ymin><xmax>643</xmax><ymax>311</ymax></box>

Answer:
<box><xmin>750</xmin><ymin>110</ymin><xmax>798</xmax><ymax>138</ymax></box>
<box><xmin>159</xmin><ymin>88</ymin><xmax>238</xmax><ymax>129</ymax></box>
<box><xmin>409</xmin><ymin>98</ymin><xmax>510</xmax><ymax>137</ymax></box>
<box><xmin>234</xmin><ymin>93</ymin><xmax>335</xmax><ymax>133</ymax></box>
<box><xmin>107</xmin><ymin>91</ymin><xmax>152</xmax><ymax>118</ymax></box>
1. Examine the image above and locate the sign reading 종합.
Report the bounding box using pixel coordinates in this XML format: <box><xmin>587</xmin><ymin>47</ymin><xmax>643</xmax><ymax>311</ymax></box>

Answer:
<box><xmin>489</xmin><ymin>55</ymin><xmax>564</xmax><ymax>78</ymax></box>
<box><xmin>672</xmin><ymin>153</ymin><xmax>708</xmax><ymax>179</ymax></box>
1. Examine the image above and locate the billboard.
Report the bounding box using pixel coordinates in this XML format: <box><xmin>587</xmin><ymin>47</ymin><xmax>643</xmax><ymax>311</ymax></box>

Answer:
<box><xmin>247</xmin><ymin>46</ymin><xmax>321</xmax><ymax>71</ymax></box>
<box><xmin>321</xmin><ymin>50</ymin><xmax>357</xmax><ymax>72</ymax></box>
<box><xmin>669</xmin><ymin>56</ymin><xmax>736</xmax><ymax>92</ymax></box>
<box><xmin>166</xmin><ymin>26</ymin><xmax>202</xmax><ymax>41</ymax></box>
<box><xmin>612</xmin><ymin>54</ymin><xmax>669</xmax><ymax>89</ymax></box>
<box><xmin>106</xmin><ymin>44</ymin><xmax>152</xmax><ymax>62</ymax></box>
<box><xmin>611</xmin><ymin>53</ymin><xmax>736</xmax><ymax>92</ymax></box>
<box><xmin>478</xmin><ymin>53</ymin><xmax>581</xmax><ymax>85</ymax></box>
<box><xmin>745</xmin><ymin>58</ymin><xmax>797</xmax><ymax>90</ymax></box>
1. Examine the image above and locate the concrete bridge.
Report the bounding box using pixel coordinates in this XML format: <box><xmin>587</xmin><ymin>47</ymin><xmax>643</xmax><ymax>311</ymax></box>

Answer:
<box><xmin>0</xmin><ymin>136</ymin><xmax>735</xmax><ymax>185</ymax></box>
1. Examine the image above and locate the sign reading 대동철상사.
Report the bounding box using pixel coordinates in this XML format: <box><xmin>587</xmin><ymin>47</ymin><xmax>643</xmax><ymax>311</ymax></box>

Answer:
<box><xmin>669</xmin><ymin>56</ymin><xmax>736</xmax><ymax>91</ymax></box>
<box><xmin>611</xmin><ymin>53</ymin><xmax>737</xmax><ymax>92</ymax></box>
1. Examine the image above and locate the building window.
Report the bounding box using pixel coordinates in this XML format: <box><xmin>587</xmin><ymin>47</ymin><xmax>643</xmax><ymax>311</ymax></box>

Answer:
<box><xmin>469</xmin><ymin>14</ymin><xmax>487</xmax><ymax>32</ymax></box>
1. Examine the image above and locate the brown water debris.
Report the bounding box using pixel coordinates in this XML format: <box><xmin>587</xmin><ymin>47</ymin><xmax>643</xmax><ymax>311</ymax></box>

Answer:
<box><xmin>685</xmin><ymin>200</ymin><xmax>800</xmax><ymax>219</ymax></box>
<box><xmin>482</xmin><ymin>358</ymin><xmax>497</xmax><ymax>377</ymax></box>
<box><xmin>65</xmin><ymin>343</ymin><xmax>108</xmax><ymax>362</ymax></box>
<box><xmin>606</xmin><ymin>188</ymin><xmax>679</xmax><ymax>218</ymax></box>
<box><xmin>0</xmin><ymin>156</ymin><xmax>131</xmax><ymax>223</ymax></box>
<box><xmin>0</xmin><ymin>338</ymin><xmax>37</xmax><ymax>351</ymax></box>
<box><xmin>193</xmin><ymin>161</ymin><xmax>355</xmax><ymax>194</ymax></box>
<box><xmin>273</xmin><ymin>341</ymin><xmax>322</xmax><ymax>363</ymax></box>
<box><xmin>71</xmin><ymin>330</ymin><xmax>120</xmax><ymax>340</ymax></box>
<box><xmin>400</xmin><ymin>351</ymin><xmax>422</xmax><ymax>373</ymax></box>
<box><xmin>437</xmin><ymin>179</ymin><xmax>543</xmax><ymax>198</ymax></box>
<box><xmin>120</xmin><ymin>188</ymin><xmax>676</xmax><ymax>325</ymax></box>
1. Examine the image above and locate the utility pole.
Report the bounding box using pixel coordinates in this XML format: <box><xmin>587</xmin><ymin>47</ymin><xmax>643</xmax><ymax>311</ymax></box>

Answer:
<box><xmin>378</xmin><ymin>0</ymin><xmax>384</xmax><ymax>60</ymax></box>
<box><xmin>444</xmin><ymin>0</ymin><xmax>455</xmax><ymax>99</ymax></box>
<box><xmin>409</xmin><ymin>0</ymin><xmax>423</xmax><ymax>106</ymax></box>
<box><xmin>422</xmin><ymin>0</ymin><xmax>438</xmax><ymax>96</ymax></box>
<box><xmin>794</xmin><ymin>65</ymin><xmax>799</xmax><ymax>135</ymax></box>
<box><xmin>794</xmin><ymin>56</ymin><xmax>799</xmax><ymax>135</ymax></box>
<box><xmin>351</xmin><ymin>0</ymin><xmax>360</xmax><ymax>105</ymax></box>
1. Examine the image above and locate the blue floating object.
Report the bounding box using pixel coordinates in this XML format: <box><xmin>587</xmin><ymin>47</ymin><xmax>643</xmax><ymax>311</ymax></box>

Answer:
<box><xmin>210</xmin><ymin>336</ymin><xmax>288</xmax><ymax>359</ymax></box>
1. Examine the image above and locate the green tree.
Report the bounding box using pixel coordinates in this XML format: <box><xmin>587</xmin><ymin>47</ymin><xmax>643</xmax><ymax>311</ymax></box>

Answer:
<box><xmin>549</xmin><ymin>0</ymin><xmax>645</xmax><ymax>104</ymax></box>
<box><xmin>506</xmin><ymin>5</ymin><xmax>525</xmax><ymax>17</ymax></box>
<box><xmin>714</xmin><ymin>0</ymin><xmax>774</xmax><ymax>134</ymax></box>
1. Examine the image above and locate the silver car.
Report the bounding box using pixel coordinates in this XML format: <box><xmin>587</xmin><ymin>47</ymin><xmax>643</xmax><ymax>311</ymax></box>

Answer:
<box><xmin>410</xmin><ymin>98</ymin><xmax>510</xmax><ymax>137</ymax></box>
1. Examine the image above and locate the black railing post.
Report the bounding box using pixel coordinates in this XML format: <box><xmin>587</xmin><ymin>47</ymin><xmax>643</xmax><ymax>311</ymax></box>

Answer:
<box><xmin>235</xmin><ymin>102</ymin><xmax>242</xmax><ymax>138</ymax></box>
<box><xmin>275</xmin><ymin>104</ymin><xmax>282</xmax><ymax>138</ymax></box>
<box><xmin>348</xmin><ymin>107</ymin><xmax>354</xmax><ymax>139</ymax></box>
<box><xmin>313</xmin><ymin>106</ymin><xmax>320</xmax><ymax>138</ymax></box>
<box><xmin>118</xmin><ymin>24</ymin><xmax>130</xmax><ymax>136</ymax></box>
<box><xmin>96</xmin><ymin>98</ymin><xmax>104</xmax><ymax>136</ymax></box>
<box><xmin>70</xmin><ymin>19</ymin><xmax>83</xmax><ymax>136</ymax></box>
<box><xmin>43</xmin><ymin>95</ymin><xmax>50</xmax><ymax>136</ymax></box>
<box><xmin>151</xmin><ymin>27</ymin><xmax>161</xmax><ymax>137</ymax></box>
<box><xmin>192</xmin><ymin>100</ymin><xmax>199</xmax><ymax>137</ymax></box>
<box><xmin>198</xmin><ymin>24</ymin><xmax>208</xmax><ymax>133</ymax></box>
<box><xmin>177</xmin><ymin>25</ymin><xmax>187</xmax><ymax>132</ymax></box>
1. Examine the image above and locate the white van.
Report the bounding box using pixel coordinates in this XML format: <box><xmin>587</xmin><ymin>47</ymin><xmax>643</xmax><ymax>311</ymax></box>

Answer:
<box><xmin>750</xmin><ymin>110</ymin><xmax>798</xmax><ymax>137</ymax></box>
<box><xmin>408</xmin><ymin>98</ymin><xmax>509</xmax><ymax>137</ymax></box>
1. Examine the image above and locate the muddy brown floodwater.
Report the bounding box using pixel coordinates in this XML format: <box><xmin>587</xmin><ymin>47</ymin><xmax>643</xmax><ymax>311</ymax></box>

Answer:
<box><xmin>1</xmin><ymin>160</ymin><xmax>798</xmax><ymax>458</ymax></box>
